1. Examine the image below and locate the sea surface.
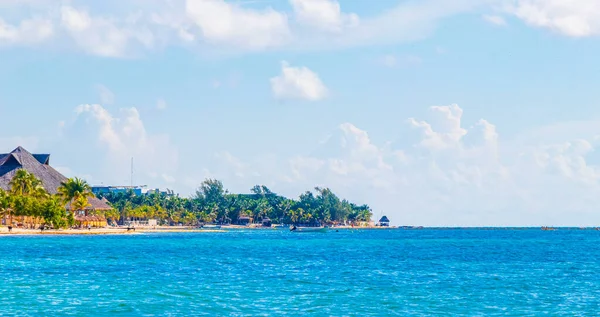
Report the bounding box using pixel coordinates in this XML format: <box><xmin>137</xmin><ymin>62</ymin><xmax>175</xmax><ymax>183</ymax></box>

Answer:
<box><xmin>1</xmin><ymin>228</ymin><xmax>600</xmax><ymax>316</ymax></box>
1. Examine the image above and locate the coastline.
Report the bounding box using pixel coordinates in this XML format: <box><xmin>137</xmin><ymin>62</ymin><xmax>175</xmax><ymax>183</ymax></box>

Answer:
<box><xmin>2</xmin><ymin>225</ymin><xmax>599</xmax><ymax>235</ymax></box>
<box><xmin>0</xmin><ymin>227</ymin><xmax>138</xmax><ymax>235</ymax></box>
<box><xmin>0</xmin><ymin>225</ymin><xmax>399</xmax><ymax>235</ymax></box>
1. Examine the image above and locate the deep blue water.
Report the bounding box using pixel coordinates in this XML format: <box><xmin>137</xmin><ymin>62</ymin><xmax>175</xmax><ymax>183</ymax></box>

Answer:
<box><xmin>1</xmin><ymin>229</ymin><xmax>600</xmax><ymax>316</ymax></box>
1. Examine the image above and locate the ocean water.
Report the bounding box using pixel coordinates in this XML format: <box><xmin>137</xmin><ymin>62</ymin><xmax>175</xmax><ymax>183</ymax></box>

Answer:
<box><xmin>1</xmin><ymin>229</ymin><xmax>600</xmax><ymax>316</ymax></box>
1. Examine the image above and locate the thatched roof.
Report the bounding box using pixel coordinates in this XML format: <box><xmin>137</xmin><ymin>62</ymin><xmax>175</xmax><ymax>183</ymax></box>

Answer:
<box><xmin>74</xmin><ymin>215</ymin><xmax>106</xmax><ymax>222</ymax></box>
<box><xmin>0</xmin><ymin>147</ymin><xmax>64</xmax><ymax>194</ymax></box>
<box><xmin>66</xmin><ymin>197</ymin><xmax>113</xmax><ymax>211</ymax></box>
<box><xmin>379</xmin><ymin>216</ymin><xmax>390</xmax><ymax>223</ymax></box>
<box><xmin>0</xmin><ymin>146</ymin><xmax>112</xmax><ymax>211</ymax></box>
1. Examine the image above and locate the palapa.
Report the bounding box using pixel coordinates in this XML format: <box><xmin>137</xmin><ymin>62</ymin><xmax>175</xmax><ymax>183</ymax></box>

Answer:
<box><xmin>0</xmin><ymin>146</ymin><xmax>112</xmax><ymax>211</ymax></box>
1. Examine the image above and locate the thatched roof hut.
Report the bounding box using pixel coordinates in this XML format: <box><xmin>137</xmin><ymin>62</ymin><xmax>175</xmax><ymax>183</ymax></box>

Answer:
<box><xmin>378</xmin><ymin>216</ymin><xmax>390</xmax><ymax>226</ymax></box>
<box><xmin>237</xmin><ymin>216</ymin><xmax>252</xmax><ymax>226</ymax></box>
<box><xmin>261</xmin><ymin>217</ymin><xmax>272</xmax><ymax>227</ymax></box>
<box><xmin>74</xmin><ymin>214</ymin><xmax>108</xmax><ymax>228</ymax></box>
<box><xmin>0</xmin><ymin>146</ymin><xmax>112</xmax><ymax>211</ymax></box>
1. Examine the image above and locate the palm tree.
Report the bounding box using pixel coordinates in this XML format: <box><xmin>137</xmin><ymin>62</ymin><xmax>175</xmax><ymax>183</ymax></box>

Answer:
<box><xmin>57</xmin><ymin>177</ymin><xmax>94</xmax><ymax>215</ymax></box>
<box><xmin>9</xmin><ymin>169</ymin><xmax>42</xmax><ymax>196</ymax></box>
<box><xmin>0</xmin><ymin>189</ymin><xmax>13</xmax><ymax>226</ymax></box>
<box><xmin>71</xmin><ymin>195</ymin><xmax>91</xmax><ymax>214</ymax></box>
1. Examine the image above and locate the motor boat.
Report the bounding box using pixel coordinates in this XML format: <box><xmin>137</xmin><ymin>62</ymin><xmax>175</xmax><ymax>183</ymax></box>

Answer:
<box><xmin>289</xmin><ymin>225</ymin><xmax>328</xmax><ymax>233</ymax></box>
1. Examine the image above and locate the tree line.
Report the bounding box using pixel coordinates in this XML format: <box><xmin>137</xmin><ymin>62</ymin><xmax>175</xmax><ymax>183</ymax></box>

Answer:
<box><xmin>0</xmin><ymin>170</ymin><xmax>98</xmax><ymax>228</ymax></box>
<box><xmin>99</xmin><ymin>179</ymin><xmax>373</xmax><ymax>226</ymax></box>
<box><xmin>0</xmin><ymin>172</ymin><xmax>374</xmax><ymax>228</ymax></box>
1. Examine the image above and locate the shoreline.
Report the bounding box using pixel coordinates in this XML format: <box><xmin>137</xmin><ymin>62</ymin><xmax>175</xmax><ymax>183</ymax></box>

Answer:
<box><xmin>2</xmin><ymin>225</ymin><xmax>597</xmax><ymax>236</ymax></box>
<box><xmin>0</xmin><ymin>225</ymin><xmax>399</xmax><ymax>235</ymax></box>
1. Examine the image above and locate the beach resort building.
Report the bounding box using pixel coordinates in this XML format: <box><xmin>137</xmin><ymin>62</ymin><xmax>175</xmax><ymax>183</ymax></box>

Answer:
<box><xmin>0</xmin><ymin>146</ymin><xmax>113</xmax><ymax>227</ymax></box>
<box><xmin>237</xmin><ymin>216</ymin><xmax>253</xmax><ymax>226</ymax></box>
<box><xmin>92</xmin><ymin>185</ymin><xmax>174</xmax><ymax>196</ymax></box>
<box><xmin>378</xmin><ymin>216</ymin><xmax>390</xmax><ymax>227</ymax></box>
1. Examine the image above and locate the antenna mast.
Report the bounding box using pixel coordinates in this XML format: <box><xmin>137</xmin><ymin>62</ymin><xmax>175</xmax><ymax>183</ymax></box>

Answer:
<box><xmin>130</xmin><ymin>157</ymin><xmax>133</xmax><ymax>187</ymax></box>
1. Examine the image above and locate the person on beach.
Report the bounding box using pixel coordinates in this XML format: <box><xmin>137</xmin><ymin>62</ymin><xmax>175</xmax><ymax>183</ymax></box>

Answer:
<box><xmin>8</xmin><ymin>225</ymin><xmax>12</xmax><ymax>232</ymax></box>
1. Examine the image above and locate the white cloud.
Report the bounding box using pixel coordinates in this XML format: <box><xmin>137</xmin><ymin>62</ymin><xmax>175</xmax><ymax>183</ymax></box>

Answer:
<box><xmin>508</xmin><ymin>0</ymin><xmax>600</xmax><ymax>37</ymax></box>
<box><xmin>0</xmin><ymin>0</ymin><xmax>490</xmax><ymax>56</ymax></box>
<box><xmin>156</xmin><ymin>98</ymin><xmax>167</xmax><ymax>110</ymax></box>
<box><xmin>408</xmin><ymin>104</ymin><xmax>468</xmax><ymax>151</ymax></box>
<box><xmin>60</xmin><ymin>6</ymin><xmax>155</xmax><ymax>57</ymax></box>
<box><xmin>1</xmin><ymin>0</ymin><xmax>599</xmax><ymax>57</ymax></box>
<box><xmin>4</xmin><ymin>0</ymin><xmax>597</xmax><ymax>56</ymax></box>
<box><xmin>483</xmin><ymin>14</ymin><xmax>507</xmax><ymax>26</ymax></box>
<box><xmin>0</xmin><ymin>17</ymin><xmax>53</xmax><ymax>45</ymax></box>
<box><xmin>289</xmin><ymin>0</ymin><xmax>483</xmax><ymax>50</ymax></box>
<box><xmin>38</xmin><ymin>99</ymin><xmax>600</xmax><ymax>226</ymax></box>
<box><xmin>209</xmin><ymin>104</ymin><xmax>600</xmax><ymax>227</ymax></box>
<box><xmin>270</xmin><ymin>61</ymin><xmax>328</xmax><ymax>101</ymax></box>
<box><xmin>72</xmin><ymin>104</ymin><xmax>178</xmax><ymax>187</ymax></box>
<box><xmin>290</xmin><ymin>0</ymin><xmax>359</xmax><ymax>33</ymax></box>
<box><xmin>184</xmin><ymin>0</ymin><xmax>291</xmax><ymax>50</ymax></box>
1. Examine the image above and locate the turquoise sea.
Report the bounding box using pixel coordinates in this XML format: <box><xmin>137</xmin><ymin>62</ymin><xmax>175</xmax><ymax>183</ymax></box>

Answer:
<box><xmin>1</xmin><ymin>229</ymin><xmax>600</xmax><ymax>316</ymax></box>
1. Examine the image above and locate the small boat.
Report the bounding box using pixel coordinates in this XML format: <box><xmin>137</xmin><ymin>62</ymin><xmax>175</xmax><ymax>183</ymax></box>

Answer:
<box><xmin>202</xmin><ymin>224</ymin><xmax>221</xmax><ymax>229</ymax></box>
<box><xmin>290</xmin><ymin>225</ymin><xmax>328</xmax><ymax>233</ymax></box>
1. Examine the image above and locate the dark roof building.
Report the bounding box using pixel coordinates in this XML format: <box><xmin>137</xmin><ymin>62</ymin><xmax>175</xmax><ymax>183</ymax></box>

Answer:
<box><xmin>378</xmin><ymin>216</ymin><xmax>390</xmax><ymax>226</ymax></box>
<box><xmin>261</xmin><ymin>217</ymin><xmax>272</xmax><ymax>227</ymax></box>
<box><xmin>0</xmin><ymin>146</ymin><xmax>112</xmax><ymax>211</ymax></box>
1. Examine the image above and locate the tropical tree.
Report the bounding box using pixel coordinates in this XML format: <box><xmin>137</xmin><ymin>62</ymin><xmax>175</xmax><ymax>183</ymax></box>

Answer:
<box><xmin>9</xmin><ymin>169</ymin><xmax>43</xmax><ymax>196</ymax></box>
<box><xmin>70</xmin><ymin>195</ymin><xmax>91</xmax><ymax>214</ymax></box>
<box><xmin>0</xmin><ymin>189</ymin><xmax>13</xmax><ymax>226</ymax></box>
<box><xmin>41</xmin><ymin>196</ymin><xmax>69</xmax><ymax>229</ymax></box>
<box><xmin>104</xmin><ymin>208</ymin><xmax>121</xmax><ymax>224</ymax></box>
<box><xmin>57</xmin><ymin>177</ymin><xmax>94</xmax><ymax>214</ymax></box>
<box><xmin>98</xmin><ymin>178</ymin><xmax>375</xmax><ymax>226</ymax></box>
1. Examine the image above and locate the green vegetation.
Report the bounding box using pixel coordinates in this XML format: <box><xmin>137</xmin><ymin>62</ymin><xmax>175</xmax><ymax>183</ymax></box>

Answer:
<box><xmin>99</xmin><ymin>179</ymin><xmax>373</xmax><ymax>226</ymax></box>
<box><xmin>0</xmin><ymin>173</ymin><xmax>373</xmax><ymax>228</ymax></box>
<box><xmin>0</xmin><ymin>171</ymin><xmax>93</xmax><ymax>228</ymax></box>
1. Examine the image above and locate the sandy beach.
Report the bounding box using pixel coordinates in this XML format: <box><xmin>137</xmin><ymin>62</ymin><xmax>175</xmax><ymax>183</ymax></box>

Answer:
<box><xmin>0</xmin><ymin>224</ymin><xmax>397</xmax><ymax>235</ymax></box>
<box><xmin>0</xmin><ymin>226</ymin><xmax>137</xmax><ymax>235</ymax></box>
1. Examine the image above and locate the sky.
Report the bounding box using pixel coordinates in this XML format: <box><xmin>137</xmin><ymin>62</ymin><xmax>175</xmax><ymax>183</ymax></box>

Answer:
<box><xmin>2</xmin><ymin>0</ymin><xmax>600</xmax><ymax>226</ymax></box>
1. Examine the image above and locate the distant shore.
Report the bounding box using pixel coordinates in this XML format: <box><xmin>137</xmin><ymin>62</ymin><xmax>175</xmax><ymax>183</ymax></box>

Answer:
<box><xmin>4</xmin><ymin>225</ymin><xmax>600</xmax><ymax>235</ymax></box>
<box><xmin>0</xmin><ymin>224</ymin><xmax>400</xmax><ymax>235</ymax></box>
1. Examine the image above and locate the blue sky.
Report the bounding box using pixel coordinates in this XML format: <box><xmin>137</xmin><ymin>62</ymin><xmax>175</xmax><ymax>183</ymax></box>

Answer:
<box><xmin>2</xmin><ymin>0</ymin><xmax>600</xmax><ymax>226</ymax></box>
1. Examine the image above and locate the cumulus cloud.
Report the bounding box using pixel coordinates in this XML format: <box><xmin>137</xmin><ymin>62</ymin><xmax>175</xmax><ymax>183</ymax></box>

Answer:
<box><xmin>290</xmin><ymin>0</ymin><xmax>359</xmax><ymax>33</ymax></box>
<box><xmin>185</xmin><ymin>0</ymin><xmax>291</xmax><ymax>50</ymax></box>
<box><xmin>270</xmin><ymin>61</ymin><xmax>328</xmax><ymax>101</ymax></box>
<box><xmin>408</xmin><ymin>104</ymin><xmax>468</xmax><ymax>151</ymax></box>
<box><xmin>4</xmin><ymin>0</ymin><xmax>599</xmax><ymax>56</ymax></box>
<box><xmin>0</xmin><ymin>0</ymin><xmax>489</xmax><ymax>56</ymax></box>
<box><xmin>36</xmin><ymin>100</ymin><xmax>600</xmax><ymax>226</ymax></box>
<box><xmin>60</xmin><ymin>6</ymin><xmax>155</xmax><ymax>57</ymax></box>
<box><xmin>71</xmin><ymin>104</ymin><xmax>178</xmax><ymax>187</ymax></box>
<box><xmin>207</xmin><ymin>104</ymin><xmax>600</xmax><ymax>227</ymax></box>
<box><xmin>508</xmin><ymin>0</ymin><xmax>600</xmax><ymax>37</ymax></box>
<box><xmin>0</xmin><ymin>17</ymin><xmax>53</xmax><ymax>45</ymax></box>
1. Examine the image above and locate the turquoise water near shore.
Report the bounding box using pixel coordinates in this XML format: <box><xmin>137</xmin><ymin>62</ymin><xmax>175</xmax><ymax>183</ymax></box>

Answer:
<box><xmin>1</xmin><ymin>229</ymin><xmax>600</xmax><ymax>316</ymax></box>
